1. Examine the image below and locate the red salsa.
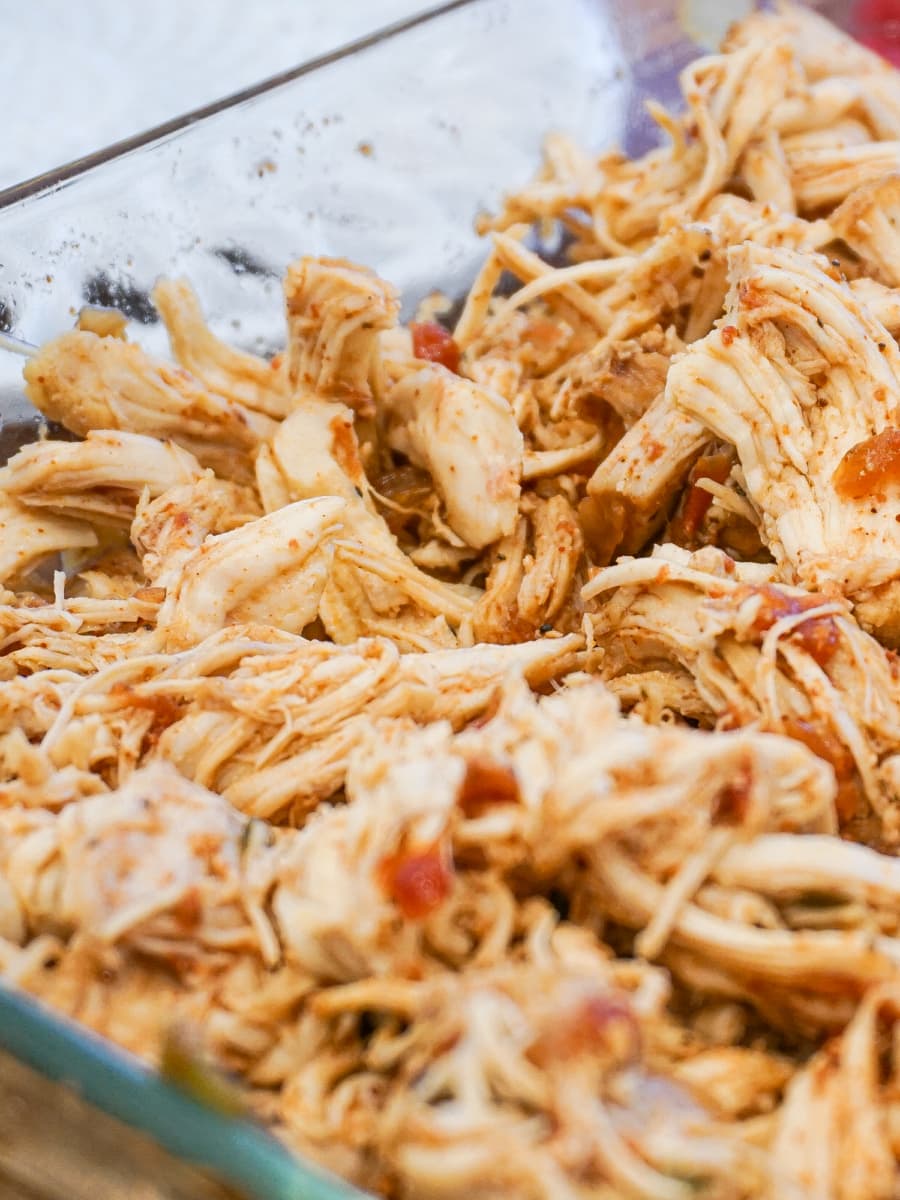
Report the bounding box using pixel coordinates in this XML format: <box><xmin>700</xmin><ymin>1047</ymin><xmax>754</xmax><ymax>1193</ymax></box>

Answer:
<box><xmin>457</xmin><ymin>757</ymin><xmax>520</xmax><ymax>818</ymax></box>
<box><xmin>377</xmin><ymin>841</ymin><xmax>453</xmax><ymax>920</ymax></box>
<box><xmin>410</xmin><ymin>321</ymin><xmax>461</xmax><ymax>373</ymax></box>
<box><xmin>833</xmin><ymin>428</ymin><xmax>900</xmax><ymax>500</ymax></box>
<box><xmin>739</xmin><ymin>584</ymin><xmax>841</xmax><ymax>668</ymax></box>
<box><xmin>530</xmin><ymin>994</ymin><xmax>640</xmax><ymax>1065</ymax></box>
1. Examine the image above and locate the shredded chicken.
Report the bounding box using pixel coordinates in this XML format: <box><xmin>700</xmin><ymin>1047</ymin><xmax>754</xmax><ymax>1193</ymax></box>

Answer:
<box><xmin>0</xmin><ymin>430</ymin><xmax>204</xmax><ymax>524</ymax></box>
<box><xmin>153</xmin><ymin>278</ymin><xmax>291</xmax><ymax>419</ymax></box>
<box><xmin>283</xmin><ymin>256</ymin><xmax>399</xmax><ymax>411</ymax></box>
<box><xmin>666</xmin><ymin>242</ymin><xmax>900</xmax><ymax>641</ymax></box>
<box><xmin>0</xmin><ymin>491</ymin><xmax>97</xmax><ymax>583</ymax></box>
<box><xmin>830</xmin><ymin>174</ymin><xmax>900</xmax><ymax>286</ymax></box>
<box><xmin>585</xmin><ymin>544</ymin><xmax>900</xmax><ymax>846</ymax></box>
<box><xmin>23</xmin><ymin>331</ymin><xmax>275</xmax><ymax>483</ymax></box>
<box><xmin>7</xmin><ymin>8</ymin><xmax>900</xmax><ymax>1199</ymax></box>
<box><xmin>155</xmin><ymin>496</ymin><xmax>346</xmax><ymax>650</ymax></box>
<box><xmin>385</xmin><ymin>365</ymin><xmax>523</xmax><ymax>549</ymax></box>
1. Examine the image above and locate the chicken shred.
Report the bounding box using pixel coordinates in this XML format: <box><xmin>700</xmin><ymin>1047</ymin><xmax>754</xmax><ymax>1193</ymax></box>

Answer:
<box><xmin>8</xmin><ymin>8</ymin><xmax>900</xmax><ymax>1199</ymax></box>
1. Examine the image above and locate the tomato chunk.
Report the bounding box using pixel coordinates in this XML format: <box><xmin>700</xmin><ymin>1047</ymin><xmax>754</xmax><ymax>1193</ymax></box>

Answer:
<box><xmin>530</xmin><ymin>993</ymin><xmax>640</xmax><ymax>1065</ymax></box>
<box><xmin>738</xmin><ymin>584</ymin><xmax>841</xmax><ymax>668</ymax></box>
<box><xmin>377</xmin><ymin>842</ymin><xmax>453</xmax><ymax>920</ymax></box>
<box><xmin>673</xmin><ymin>452</ymin><xmax>732</xmax><ymax>542</ymax></box>
<box><xmin>457</xmin><ymin>757</ymin><xmax>519</xmax><ymax>817</ymax></box>
<box><xmin>833</xmin><ymin>428</ymin><xmax>900</xmax><ymax>500</ymax></box>
<box><xmin>411</xmin><ymin>321</ymin><xmax>461</xmax><ymax>373</ymax></box>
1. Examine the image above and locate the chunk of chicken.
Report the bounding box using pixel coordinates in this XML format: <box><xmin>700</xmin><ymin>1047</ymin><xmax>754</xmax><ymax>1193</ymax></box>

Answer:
<box><xmin>65</xmin><ymin>550</ymin><xmax>145</xmax><ymax>604</ymax></box>
<box><xmin>259</xmin><ymin>399</ymin><xmax>477</xmax><ymax>648</ymax></box>
<box><xmin>768</xmin><ymin>77</ymin><xmax>862</xmax><ymax>139</ymax></box>
<box><xmin>540</xmin><ymin>325</ymin><xmax>681</xmax><ymax>431</ymax></box>
<box><xmin>23</xmin><ymin>331</ymin><xmax>275</xmax><ymax>483</ymax></box>
<box><xmin>772</xmin><ymin>982</ymin><xmax>900</xmax><ymax>1200</ymax></box>
<box><xmin>576</xmin><ymin>206</ymin><xmax>838</xmax><ymax>565</ymax></box>
<box><xmin>0</xmin><ymin>760</ymin><xmax>271</xmax><ymax>962</ymax></box>
<box><xmin>261</xmin><ymin>396</ymin><xmax>368</xmax><ymax>506</ymax></box>
<box><xmin>740</xmin><ymin>130</ymin><xmax>796</xmax><ymax>213</ymax></box>
<box><xmin>385</xmin><ymin>365</ymin><xmax>523</xmax><ymax>549</ymax></box>
<box><xmin>787</xmin><ymin>143</ymin><xmax>900</xmax><ymax>212</ymax></box>
<box><xmin>701</xmin><ymin>193</ymin><xmax>831</xmax><ymax>253</ymax></box>
<box><xmin>780</xmin><ymin>117</ymin><xmax>876</xmax><ymax>156</ymax></box>
<box><xmin>830</xmin><ymin>174</ymin><xmax>900</xmax><ymax>287</ymax></box>
<box><xmin>668</xmin><ymin>243</ymin><xmax>900</xmax><ymax>641</ymax></box>
<box><xmin>597</xmin><ymin>223</ymin><xmax>720</xmax><ymax>343</ymax></box>
<box><xmin>671</xmin><ymin>38</ymin><xmax>795</xmax><ymax>222</ymax></box>
<box><xmin>156</xmin><ymin>495</ymin><xmax>346</xmax><ymax>650</ymax></box>
<box><xmin>849</xmin><ymin>276</ymin><xmax>900</xmax><ymax>335</ymax></box>
<box><xmin>580</xmin><ymin>395</ymin><xmax>709</xmax><ymax>564</ymax></box>
<box><xmin>0</xmin><ymin>492</ymin><xmax>97</xmax><ymax>584</ymax></box>
<box><xmin>0</xmin><ymin>431</ymin><xmax>204</xmax><ymax>525</ymax></box>
<box><xmin>152</xmin><ymin>278</ymin><xmax>291</xmax><ymax>418</ymax></box>
<box><xmin>473</xmin><ymin>495</ymin><xmax>584</xmax><ymax>642</ymax></box>
<box><xmin>131</xmin><ymin>476</ymin><xmax>262</xmax><ymax>585</ymax></box>
<box><xmin>284</xmin><ymin>256</ymin><xmax>399</xmax><ymax>410</ymax></box>
<box><xmin>193</xmin><ymin>631</ymin><xmax>582</xmax><ymax>819</ymax></box>
<box><xmin>582</xmin><ymin>37</ymin><xmax>795</xmax><ymax>248</ymax></box>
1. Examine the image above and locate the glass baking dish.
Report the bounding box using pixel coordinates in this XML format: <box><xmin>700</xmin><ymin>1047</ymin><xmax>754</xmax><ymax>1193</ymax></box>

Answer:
<box><xmin>0</xmin><ymin>0</ymin><xmax>851</xmax><ymax>1195</ymax></box>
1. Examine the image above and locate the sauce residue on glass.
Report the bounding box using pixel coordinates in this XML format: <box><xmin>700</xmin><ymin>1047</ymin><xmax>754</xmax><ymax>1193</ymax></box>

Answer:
<box><xmin>410</xmin><ymin>321</ymin><xmax>461</xmax><ymax>373</ymax></box>
<box><xmin>833</xmin><ymin>428</ymin><xmax>900</xmax><ymax>500</ymax></box>
<box><xmin>376</xmin><ymin>840</ymin><xmax>453</xmax><ymax>920</ymax></box>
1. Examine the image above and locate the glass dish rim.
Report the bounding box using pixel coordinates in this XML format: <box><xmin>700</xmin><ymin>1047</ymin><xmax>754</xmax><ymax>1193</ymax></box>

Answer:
<box><xmin>0</xmin><ymin>0</ymin><xmax>477</xmax><ymax>213</ymax></box>
<box><xmin>0</xmin><ymin>978</ymin><xmax>365</xmax><ymax>1200</ymax></box>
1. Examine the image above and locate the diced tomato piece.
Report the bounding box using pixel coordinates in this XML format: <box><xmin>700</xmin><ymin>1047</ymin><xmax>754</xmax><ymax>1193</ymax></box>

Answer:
<box><xmin>457</xmin><ymin>757</ymin><xmax>519</xmax><ymax>817</ymax></box>
<box><xmin>377</xmin><ymin>842</ymin><xmax>453</xmax><ymax>919</ymax></box>
<box><xmin>410</xmin><ymin>321</ymin><xmax>461</xmax><ymax>373</ymax></box>
<box><xmin>738</xmin><ymin>584</ymin><xmax>841</xmax><ymax>668</ymax></box>
<box><xmin>833</xmin><ymin>428</ymin><xmax>900</xmax><ymax>500</ymax></box>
